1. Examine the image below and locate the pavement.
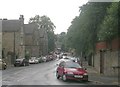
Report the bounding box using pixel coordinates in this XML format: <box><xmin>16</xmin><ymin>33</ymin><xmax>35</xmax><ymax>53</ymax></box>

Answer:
<box><xmin>82</xmin><ymin>61</ymin><xmax>119</xmax><ymax>85</ymax></box>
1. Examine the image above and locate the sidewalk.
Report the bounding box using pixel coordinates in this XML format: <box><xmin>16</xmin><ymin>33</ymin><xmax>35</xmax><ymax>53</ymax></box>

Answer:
<box><xmin>82</xmin><ymin>61</ymin><xmax>119</xmax><ymax>85</ymax></box>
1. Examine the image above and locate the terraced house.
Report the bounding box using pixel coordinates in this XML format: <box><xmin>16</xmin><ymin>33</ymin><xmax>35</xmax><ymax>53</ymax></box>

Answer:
<box><xmin>1</xmin><ymin>15</ymin><xmax>48</xmax><ymax>66</ymax></box>
<box><xmin>24</xmin><ymin>23</ymin><xmax>39</xmax><ymax>58</ymax></box>
<box><xmin>1</xmin><ymin>15</ymin><xmax>25</xmax><ymax>65</ymax></box>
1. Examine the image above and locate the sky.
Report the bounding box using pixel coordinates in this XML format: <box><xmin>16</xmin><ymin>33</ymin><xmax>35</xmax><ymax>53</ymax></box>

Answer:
<box><xmin>0</xmin><ymin>0</ymin><xmax>88</xmax><ymax>34</ymax></box>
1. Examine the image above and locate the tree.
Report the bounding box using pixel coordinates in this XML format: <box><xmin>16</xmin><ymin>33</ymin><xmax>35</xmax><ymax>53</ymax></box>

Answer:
<box><xmin>66</xmin><ymin>2</ymin><xmax>111</xmax><ymax>56</ymax></box>
<box><xmin>98</xmin><ymin>3</ymin><xmax>119</xmax><ymax>42</ymax></box>
<box><xmin>29</xmin><ymin>15</ymin><xmax>56</xmax><ymax>32</ymax></box>
<box><xmin>29</xmin><ymin>15</ymin><xmax>56</xmax><ymax>53</ymax></box>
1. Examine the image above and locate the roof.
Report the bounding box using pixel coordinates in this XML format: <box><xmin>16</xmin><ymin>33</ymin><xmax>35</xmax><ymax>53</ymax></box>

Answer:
<box><xmin>2</xmin><ymin>20</ymin><xmax>21</xmax><ymax>32</ymax></box>
<box><xmin>24</xmin><ymin>23</ymin><xmax>38</xmax><ymax>34</ymax></box>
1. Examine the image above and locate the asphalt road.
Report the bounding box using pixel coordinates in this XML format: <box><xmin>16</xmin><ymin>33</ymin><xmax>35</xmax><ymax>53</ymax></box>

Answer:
<box><xmin>1</xmin><ymin>59</ymin><xmax>96</xmax><ymax>85</ymax></box>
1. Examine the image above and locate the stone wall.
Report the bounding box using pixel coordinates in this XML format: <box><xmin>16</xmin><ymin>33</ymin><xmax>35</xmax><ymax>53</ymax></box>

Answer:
<box><xmin>94</xmin><ymin>53</ymin><xmax>100</xmax><ymax>72</ymax></box>
<box><xmin>104</xmin><ymin>51</ymin><xmax>118</xmax><ymax>76</ymax></box>
<box><xmin>94</xmin><ymin>50</ymin><xmax>119</xmax><ymax>76</ymax></box>
<box><xmin>2</xmin><ymin>32</ymin><xmax>20</xmax><ymax>64</ymax></box>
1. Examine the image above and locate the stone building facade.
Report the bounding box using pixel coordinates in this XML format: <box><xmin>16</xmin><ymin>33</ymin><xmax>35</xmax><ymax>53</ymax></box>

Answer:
<box><xmin>24</xmin><ymin>23</ymin><xmax>39</xmax><ymax>58</ymax></box>
<box><xmin>94</xmin><ymin>38</ymin><xmax>120</xmax><ymax>76</ymax></box>
<box><xmin>1</xmin><ymin>15</ymin><xmax>48</xmax><ymax>65</ymax></box>
<box><xmin>1</xmin><ymin>16</ymin><xmax>25</xmax><ymax>65</ymax></box>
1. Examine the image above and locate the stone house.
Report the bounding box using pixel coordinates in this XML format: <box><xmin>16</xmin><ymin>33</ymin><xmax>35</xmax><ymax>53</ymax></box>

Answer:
<box><xmin>1</xmin><ymin>15</ymin><xmax>49</xmax><ymax>65</ymax></box>
<box><xmin>24</xmin><ymin>23</ymin><xmax>49</xmax><ymax>58</ymax></box>
<box><xmin>1</xmin><ymin>15</ymin><xmax>25</xmax><ymax>65</ymax></box>
<box><xmin>24</xmin><ymin>23</ymin><xmax>39</xmax><ymax>58</ymax></box>
<box><xmin>93</xmin><ymin>38</ymin><xmax>120</xmax><ymax>76</ymax></box>
<box><xmin>38</xmin><ymin>26</ymin><xmax>48</xmax><ymax>56</ymax></box>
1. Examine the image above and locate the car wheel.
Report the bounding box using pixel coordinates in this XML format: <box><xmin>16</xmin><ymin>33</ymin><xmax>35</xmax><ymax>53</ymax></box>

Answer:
<box><xmin>56</xmin><ymin>72</ymin><xmax>60</xmax><ymax>79</ymax></box>
<box><xmin>14</xmin><ymin>64</ymin><xmax>16</xmax><ymax>67</ymax></box>
<box><xmin>4</xmin><ymin>65</ymin><xmax>7</xmax><ymax>70</ymax></box>
<box><xmin>62</xmin><ymin>74</ymin><xmax>67</xmax><ymax>81</ymax></box>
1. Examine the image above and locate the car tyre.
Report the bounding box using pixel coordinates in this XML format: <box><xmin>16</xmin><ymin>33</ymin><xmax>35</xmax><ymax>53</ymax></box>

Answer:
<box><xmin>4</xmin><ymin>65</ymin><xmax>7</xmax><ymax>70</ymax></box>
<box><xmin>14</xmin><ymin>64</ymin><xmax>16</xmax><ymax>67</ymax></box>
<box><xmin>62</xmin><ymin>74</ymin><xmax>67</xmax><ymax>81</ymax></box>
<box><xmin>56</xmin><ymin>72</ymin><xmax>60</xmax><ymax>79</ymax></box>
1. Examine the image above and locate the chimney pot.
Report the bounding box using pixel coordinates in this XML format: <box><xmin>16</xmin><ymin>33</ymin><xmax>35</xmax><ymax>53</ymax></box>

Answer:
<box><xmin>19</xmin><ymin>15</ymin><xmax>24</xmax><ymax>20</ymax></box>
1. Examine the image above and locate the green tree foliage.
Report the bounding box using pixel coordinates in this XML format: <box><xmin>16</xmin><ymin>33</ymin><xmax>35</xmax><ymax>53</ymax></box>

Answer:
<box><xmin>47</xmin><ymin>31</ymin><xmax>55</xmax><ymax>53</ymax></box>
<box><xmin>98</xmin><ymin>3</ymin><xmax>119</xmax><ymax>42</ymax></box>
<box><xmin>56</xmin><ymin>32</ymin><xmax>68</xmax><ymax>52</ymax></box>
<box><xmin>67</xmin><ymin>2</ymin><xmax>111</xmax><ymax>56</ymax></box>
<box><xmin>29</xmin><ymin>15</ymin><xmax>56</xmax><ymax>53</ymax></box>
<box><xmin>29</xmin><ymin>15</ymin><xmax>56</xmax><ymax>32</ymax></box>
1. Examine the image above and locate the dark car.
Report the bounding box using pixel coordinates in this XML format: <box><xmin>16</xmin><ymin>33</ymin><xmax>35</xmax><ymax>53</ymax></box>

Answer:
<box><xmin>14</xmin><ymin>58</ymin><xmax>29</xmax><ymax>67</ymax></box>
<box><xmin>56</xmin><ymin>61</ymin><xmax>88</xmax><ymax>81</ymax></box>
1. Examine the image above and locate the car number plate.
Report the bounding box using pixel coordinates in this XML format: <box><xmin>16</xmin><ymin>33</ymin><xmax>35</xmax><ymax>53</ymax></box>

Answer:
<box><xmin>74</xmin><ymin>75</ymin><xmax>83</xmax><ymax>78</ymax></box>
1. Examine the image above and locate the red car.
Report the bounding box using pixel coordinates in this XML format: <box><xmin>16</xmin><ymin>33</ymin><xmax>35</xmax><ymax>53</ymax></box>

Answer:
<box><xmin>56</xmin><ymin>61</ymin><xmax>88</xmax><ymax>81</ymax></box>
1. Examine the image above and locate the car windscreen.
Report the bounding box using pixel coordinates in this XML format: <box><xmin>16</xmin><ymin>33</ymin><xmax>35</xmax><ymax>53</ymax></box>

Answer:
<box><xmin>64</xmin><ymin>62</ymin><xmax>82</xmax><ymax>68</ymax></box>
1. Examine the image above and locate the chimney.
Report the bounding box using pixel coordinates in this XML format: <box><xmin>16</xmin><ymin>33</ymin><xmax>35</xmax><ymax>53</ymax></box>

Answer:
<box><xmin>19</xmin><ymin>15</ymin><xmax>24</xmax><ymax>20</ymax></box>
<box><xmin>19</xmin><ymin>15</ymin><xmax>24</xmax><ymax>25</ymax></box>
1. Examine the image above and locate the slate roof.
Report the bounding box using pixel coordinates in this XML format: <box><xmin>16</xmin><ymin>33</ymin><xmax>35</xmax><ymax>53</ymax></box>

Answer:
<box><xmin>2</xmin><ymin>20</ymin><xmax>21</xmax><ymax>32</ymax></box>
<box><xmin>24</xmin><ymin>23</ymin><xmax>38</xmax><ymax>34</ymax></box>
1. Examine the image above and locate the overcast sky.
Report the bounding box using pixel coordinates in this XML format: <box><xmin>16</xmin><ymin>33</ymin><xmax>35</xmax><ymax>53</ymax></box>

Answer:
<box><xmin>0</xmin><ymin>0</ymin><xmax>88</xmax><ymax>34</ymax></box>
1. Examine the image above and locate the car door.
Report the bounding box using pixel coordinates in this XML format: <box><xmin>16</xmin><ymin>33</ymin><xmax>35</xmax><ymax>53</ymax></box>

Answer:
<box><xmin>57</xmin><ymin>62</ymin><xmax>65</xmax><ymax>76</ymax></box>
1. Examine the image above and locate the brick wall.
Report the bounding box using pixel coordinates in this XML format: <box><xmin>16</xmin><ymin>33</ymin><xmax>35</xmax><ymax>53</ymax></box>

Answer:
<box><xmin>112</xmin><ymin>38</ymin><xmax>120</xmax><ymax>50</ymax></box>
<box><xmin>96</xmin><ymin>42</ymin><xmax>107</xmax><ymax>52</ymax></box>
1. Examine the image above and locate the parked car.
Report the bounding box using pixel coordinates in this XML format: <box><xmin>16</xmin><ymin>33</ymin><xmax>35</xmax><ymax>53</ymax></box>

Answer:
<box><xmin>29</xmin><ymin>57</ymin><xmax>39</xmax><ymax>64</ymax></box>
<box><xmin>56</xmin><ymin>61</ymin><xmax>88</xmax><ymax>81</ymax></box>
<box><xmin>29</xmin><ymin>58</ymin><xmax>36</xmax><ymax>64</ymax></box>
<box><xmin>42</xmin><ymin>56</ymin><xmax>47</xmax><ymax>62</ymax></box>
<box><xmin>14</xmin><ymin>58</ymin><xmax>29</xmax><ymax>67</ymax></box>
<box><xmin>37</xmin><ymin>57</ymin><xmax>42</xmax><ymax>63</ymax></box>
<box><xmin>56</xmin><ymin>56</ymin><xmax>72</xmax><ymax>66</ymax></box>
<box><xmin>34</xmin><ymin>58</ymin><xmax>39</xmax><ymax>64</ymax></box>
<box><xmin>0</xmin><ymin>59</ymin><xmax>7</xmax><ymax>70</ymax></box>
<box><xmin>38</xmin><ymin>57</ymin><xmax>44</xmax><ymax>63</ymax></box>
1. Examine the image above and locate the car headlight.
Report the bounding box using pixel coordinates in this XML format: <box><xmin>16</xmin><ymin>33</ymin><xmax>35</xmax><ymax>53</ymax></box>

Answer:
<box><xmin>67</xmin><ymin>72</ymin><xmax>73</xmax><ymax>74</ymax></box>
<box><xmin>83</xmin><ymin>73</ymin><xmax>88</xmax><ymax>75</ymax></box>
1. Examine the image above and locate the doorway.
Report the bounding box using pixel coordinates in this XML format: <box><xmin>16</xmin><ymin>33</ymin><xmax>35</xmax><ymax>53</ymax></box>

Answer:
<box><xmin>100</xmin><ymin>50</ymin><xmax>104</xmax><ymax>74</ymax></box>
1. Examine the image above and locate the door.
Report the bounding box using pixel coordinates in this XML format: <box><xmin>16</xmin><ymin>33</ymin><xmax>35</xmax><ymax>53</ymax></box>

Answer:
<box><xmin>57</xmin><ymin>62</ymin><xmax>64</xmax><ymax>76</ymax></box>
<box><xmin>100</xmin><ymin>51</ymin><xmax>104</xmax><ymax>74</ymax></box>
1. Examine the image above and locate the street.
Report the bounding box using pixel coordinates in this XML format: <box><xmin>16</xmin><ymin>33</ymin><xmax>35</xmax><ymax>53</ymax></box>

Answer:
<box><xmin>1</xmin><ymin>60</ymin><xmax>95</xmax><ymax>85</ymax></box>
